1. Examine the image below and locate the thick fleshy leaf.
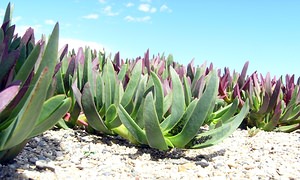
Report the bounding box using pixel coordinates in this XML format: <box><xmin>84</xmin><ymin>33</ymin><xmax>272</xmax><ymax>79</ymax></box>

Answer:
<box><xmin>81</xmin><ymin>83</ymin><xmax>111</xmax><ymax>134</ymax></box>
<box><xmin>2</xmin><ymin>3</ymin><xmax>11</xmax><ymax>26</ymax></box>
<box><xmin>161</xmin><ymin>67</ymin><xmax>185</xmax><ymax>132</ymax></box>
<box><xmin>14</xmin><ymin>44</ymin><xmax>41</xmax><ymax>83</ymax></box>
<box><xmin>150</xmin><ymin>72</ymin><xmax>164</xmax><ymax>121</ymax></box>
<box><xmin>3</xmin><ymin>68</ymin><xmax>49</xmax><ymax>149</ymax></box>
<box><xmin>103</xmin><ymin>59</ymin><xmax>116</xmax><ymax>110</ymax></box>
<box><xmin>189</xmin><ymin>100</ymin><xmax>249</xmax><ymax>148</ymax></box>
<box><xmin>266</xmin><ymin>80</ymin><xmax>281</xmax><ymax>113</ymax></box>
<box><xmin>117</xmin><ymin>64</ymin><xmax>128</xmax><ymax>81</ymax></box>
<box><xmin>237</xmin><ymin>61</ymin><xmax>249</xmax><ymax>87</ymax></box>
<box><xmin>0</xmin><ymin>50</ymin><xmax>19</xmax><ymax>83</ymax></box>
<box><xmin>143</xmin><ymin>92</ymin><xmax>168</xmax><ymax>150</ymax></box>
<box><xmin>183</xmin><ymin>76</ymin><xmax>192</xmax><ymax>106</ymax></box>
<box><xmin>118</xmin><ymin>104</ymin><xmax>147</xmax><ymax>144</ymax></box>
<box><xmin>219</xmin><ymin>98</ymin><xmax>239</xmax><ymax>124</ymax></box>
<box><xmin>105</xmin><ymin>104</ymin><xmax>117</xmax><ymax>126</ymax></box>
<box><xmin>83</xmin><ymin>47</ymin><xmax>94</xmax><ymax>95</ymax></box>
<box><xmin>167</xmin><ymin>70</ymin><xmax>218</xmax><ymax>147</ymax></box>
<box><xmin>121</xmin><ymin>60</ymin><xmax>142</xmax><ymax>108</ymax></box>
<box><xmin>0</xmin><ymin>83</ymin><xmax>20</xmax><ymax>112</ymax></box>
<box><xmin>29</xmin><ymin>95</ymin><xmax>71</xmax><ymax>138</ymax></box>
<box><xmin>130</xmin><ymin>75</ymin><xmax>147</xmax><ymax>119</ymax></box>
<box><xmin>63</xmin><ymin>56</ymin><xmax>76</xmax><ymax>93</ymax></box>
<box><xmin>34</xmin><ymin>23</ymin><xmax>59</xmax><ymax>87</ymax></box>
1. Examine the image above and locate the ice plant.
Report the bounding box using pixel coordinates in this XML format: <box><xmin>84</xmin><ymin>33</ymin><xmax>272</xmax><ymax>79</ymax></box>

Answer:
<box><xmin>81</xmin><ymin>56</ymin><xmax>143</xmax><ymax>134</ymax></box>
<box><xmin>241</xmin><ymin>71</ymin><xmax>300</xmax><ymax>132</ymax></box>
<box><xmin>0</xmin><ymin>3</ymin><xmax>71</xmax><ymax>163</ymax></box>
<box><xmin>275</xmin><ymin>75</ymin><xmax>300</xmax><ymax>132</ymax></box>
<box><xmin>117</xmin><ymin>65</ymin><xmax>249</xmax><ymax>150</ymax></box>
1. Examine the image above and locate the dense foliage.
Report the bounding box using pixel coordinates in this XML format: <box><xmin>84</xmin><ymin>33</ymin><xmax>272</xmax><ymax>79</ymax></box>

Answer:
<box><xmin>0</xmin><ymin>3</ymin><xmax>299</xmax><ymax>163</ymax></box>
<box><xmin>0</xmin><ymin>3</ymin><xmax>71</xmax><ymax>163</ymax></box>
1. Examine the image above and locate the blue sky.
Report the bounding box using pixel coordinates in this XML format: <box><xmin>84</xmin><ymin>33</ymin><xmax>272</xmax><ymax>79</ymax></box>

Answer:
<box><xmin>1</xmin><ymin>0</ymin><xmax>300</xmax><ymax>78</ymax></box>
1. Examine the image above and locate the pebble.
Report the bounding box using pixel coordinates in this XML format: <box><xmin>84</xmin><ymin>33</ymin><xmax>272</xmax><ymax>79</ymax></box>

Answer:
<box><xmin>0</xmin><ymin>128</ymin><xmax>299</xmax><ymax>179</ymax></box>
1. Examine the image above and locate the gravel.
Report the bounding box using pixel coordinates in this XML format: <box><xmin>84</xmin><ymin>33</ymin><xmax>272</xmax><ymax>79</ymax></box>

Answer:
<box><xmin>0</xmin><ymin>128</ymin><xmax>299</xmax><ymax>179</ymax></box>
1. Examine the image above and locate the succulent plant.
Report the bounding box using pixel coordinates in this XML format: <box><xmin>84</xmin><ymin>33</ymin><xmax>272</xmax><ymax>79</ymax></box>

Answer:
<box><xmin>232</xmin><ymin>65</ymin><xmax>300</xmax><ymax>132</ymax></box>
<box><xmin>117</xmin><ymin>65</ymin><xmax>249</xmax><ymax>150</ymax></box>
<box><xmin>0</xmin><ymin>3</ymin><xmax>71</xmax><ymax>163</ymax></box>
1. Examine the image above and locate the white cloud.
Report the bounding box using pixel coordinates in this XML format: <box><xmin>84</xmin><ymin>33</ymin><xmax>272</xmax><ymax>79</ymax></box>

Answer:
<box><xmin>82</xmin><ymin>14</ymin><xmax>99</xmax><ymax>19</ymax></box>
<box><xmin>99</xmin><ymin>0</ymin><xmax>106</xmax><ymax>3</ymax></box>
<box><xmin>140</xmin><ymin>0</ymin><xmax>151</xmax><ymax>2</ymax></box>
<box><xmin>103</xmin><ymin>6</ymin><xmax>119</xmax><ymax>16</ymax></box>
<box><xmin>12</xmin><ymin>16</ymin><xmax>22</xmax><ymax>23</ymax></box>
<box><xmin>138</xmin><ymin>4</ymin><xmax>156</xmax><ymax>13</ymax></box>
<box><xmin>14</xmin><ymin>24</ymin><xmax>44</xmax><ymax>37</ymax></box>
<box><xmin>124</xmin><ymin>16</ymin><xmax>135</xmax><ymax>22</ymax></box>
<box><xmin>124</xmin><ymin>15</ymin><xmax>151</xmax><ymax>22</ymax></box>
<box><xmin>126</xmin><ymin>2</ymin><xmax>134</xmax><ymax>7</ymax></box>
<box><xmin>59</xmin><ymin>38</ymin><xmax>107</xmax><ymax>53</ymax></box>
<box><xmin>45</xmin><ymin>19</ymin><xmax>56</xmax><ymax>25</ymax></box>
<box><xmin>160</xmin><ymin>4</ymin><xmax>172</xmax><ymax>13</ymax></box>
<box><xmin>0</xmin><ymin>8</ymin><xmax>4</xmax><ymax>17</ymax></box>
<box><xmin>1</xmin><ymin>9</ymin><xmax>22</xmax><ymax>22</ymax></box>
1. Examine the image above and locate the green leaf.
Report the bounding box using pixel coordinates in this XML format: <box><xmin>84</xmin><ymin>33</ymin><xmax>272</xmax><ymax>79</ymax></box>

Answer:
<box><xmin>163</xmin><ymin>91</ymin><xmax>172</xmax><ymax>116</ymax></box>
<box><xmin>118</xmin><ymin>64</ymin><xmax>128</xmax><ymax>81</ymax></box>
<box><xmin>103</xmin><ymin>60</ymin><xmax>116</xmax><ymax>110</ymax></box>
<box><xmin>218</xmin><ymin>98</ymin><xmax>239</xmax><ymax>123</ymax></box>
<box><xmin>2</xmin><ymin>3</ymin><xmax>12</xmax><ymax>26</ymax></box>
<box><xmin>183</xmin><ymin>76</ymin><xmax>192</xmax><ymax>106</ymax></box>
<box><xmin>121</xmin><ymin>60</ymin><xmax>142</xmax><ymax>108</ymax></box>
<box><xmin>83</xmin><ymin>47</ymin><xmax>94</xmax><ymax>95</ymax></box>
<box><xmin>276</xmin><ymin>124</ymin><xmax>300</xmax><ymax>133</ymax></box>
<box><xmin>0</xmin><ymin>29</ymin><xmax>4</xmax><ymax>42</ymax></box>
<box><xmin>34</xmin><ymin>23</ymin><xmax>59</xmax><ymax>87</ymax></box>
<box><xmin>118</xmin><ymin>104</ymin><xmax>147</xmax><ymax>144</ymax></box>
<box><xmin>105</xmin><ymin>104</ymin><xmax>117</xmax><ymax>125</ymax></box>
<box><xmin>161</xmin><ymin>67</ymin><xmax>185</xmax><ymax>132</ymax></box>
<box><xmin>95</xmin><ymin>74</ymin><xmax>103</xmax><ymax>110</ymax></box>
<box><xmin>54</xmin><ymin>69</ymin><xmax>66</xmax><ymax>94</ymax></box>
<box><xmin>3</xmin><ymin>68</ymin><xmax>49</xmax><ymax>149</ymax></box>
<box><xmin>190</xmin><ymin>100</ymin><xmax>249</xmax><ymax>148</ymax></box>
<box><xmin>143</xmin><ymin>92</ymin><xmax>168</xmax><ymax>150</ymax></box>
<box><xmin>29</xmin><ymin>96</ymin><xmax>71</xmax><ymax>138</ymax></box>
<box><xmin>150</xmin><ymin>72</ymin><xmax>164</xmax><ymax>121</ymax></box>
<box><xmin>130</xmin><ymin>75</ymin><xmax>147</xmax><ymax>119</ymax></box>
<box><xmin>168</xmin><ymin>98</ymin><xmax>199</xmax><ymax>136</ymax></box>
<box><xmin>167</xmin><ymin>70</ymin><xmax>218</xmax><ymax>147</ymax></box>
<box><xmin>81</xmin><ymin>83</ymin><xmax>111</xmax><ymax>134</ymax></box>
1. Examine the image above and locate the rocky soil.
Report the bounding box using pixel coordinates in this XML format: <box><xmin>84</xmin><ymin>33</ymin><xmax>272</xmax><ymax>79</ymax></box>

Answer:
<box><xmin>0</xmin><ymin>128</ymin><xmax>300</xmax><ymax>179</ymax></box>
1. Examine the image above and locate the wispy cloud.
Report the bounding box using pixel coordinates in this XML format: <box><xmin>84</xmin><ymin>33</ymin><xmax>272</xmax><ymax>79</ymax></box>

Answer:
<box><xmin>126</xmin><ymin>2</ymin><xmax>134</xmax><ymax>7</ymax></box>
<box><xmin>83</xmin><ymin>13</ymin><xmax>99</xmax><ymax>19</ymax></box>
<box><xmin>140</xmin><ymin>0</ymin><xmax>151</xmax><ymax>2</ymax></box>
<box><xmin>45</xmin><ymin>19</ymin><xmax>56</xmax><ymax>25</ymax></box>
<box><xmin>99</xmin><ymin>0</ymin><xmax>106</xmax><ymax>4</ymax></box>
<box><xmin>0</xmin><ymin>8</ymin><xmax>5</xmax><ymax>17</ymax></box>
<box><xmin>124</xmin><ymin>15</ymin><xmax>151</xmax><ymax>22</ymax></box>
<box><xmin>138</xmin><ymin>4</ymin><xmax>156</xmax><ymax>13</ymax></box>
<box><xmin>15</xmin><ymin>24</ymin><xmax>43</xmax><ymax>37</ymax></box>
<box><xmin>12</xmin><ymin>16</ymin><xmax>22</xmax><ymax>23</ymax></box>
<box><xmin>160</xmin><ymin>4</ymin><xmax>172</xmax><ymax>13</ymax></box>
<box><xmin>103</xmin><ymin>6</ymin><xmax>119</xmax><ymax>16</ymax></box>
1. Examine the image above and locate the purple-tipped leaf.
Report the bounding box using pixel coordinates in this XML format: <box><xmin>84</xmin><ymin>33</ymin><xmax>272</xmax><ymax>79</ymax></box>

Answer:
<box><xmin>0</xmin><ymin>83</ymin><xmax>20</xmax><ymax>112</ymax></box>
<box><xmin>58</xmin><ymin>44</ymin><xmax>68</xmax><ymax>62</ymax></box>
<box><xmin>266</xmin><ymin>80</ymin><xmax>281</xmax><ymax>113</ymax></box>
<box><xmin>144</xmin><ymin>49</ymin><xmax>150</xmax><ymax>75</ymax></box>
<box><xmin>20</xmin><ymin>28</ymin><xmax>34</xmax><ymax>45</ymax></box>
<box><xmin>238</xmin><ymin>61</ymin><xmax>249</xmax><ymax>87</ymax></box>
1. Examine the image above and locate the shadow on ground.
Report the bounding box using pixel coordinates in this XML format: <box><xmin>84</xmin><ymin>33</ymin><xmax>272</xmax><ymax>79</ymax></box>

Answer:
<box><xmin>0</xmin><ymin>128</ymin><xmax>227</xmax><ymax>179</ymax></box>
